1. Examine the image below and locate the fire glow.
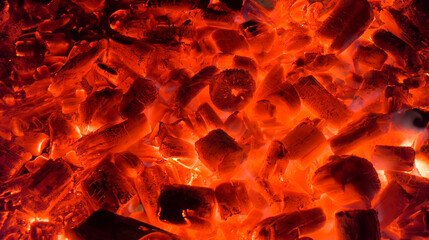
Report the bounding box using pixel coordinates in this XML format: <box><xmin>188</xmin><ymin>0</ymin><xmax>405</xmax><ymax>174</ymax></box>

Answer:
<box><xmin>1</xmin><ymin>0</ymin><xmax>429</xmax><ymax>239</ymax></box>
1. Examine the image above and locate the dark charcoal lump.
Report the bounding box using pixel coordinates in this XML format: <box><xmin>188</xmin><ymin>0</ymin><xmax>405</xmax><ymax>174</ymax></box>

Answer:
<box><xmin>336</xmin><ymin>209</ymin><xmax>381</xmax><ymax>240</ymax></box>
<box><xmin>158</xmin><ymin>184</ymin><xmax>215</xmax><ymax>225</ymax></box>
<box><xmin>220</xmin><ymin>0</ymin><xmax>243</xmax><ymax>11</ymax></box>
<box><xmin>70</xmin><ymin>209</ymin><xmax>178</xmax><ymax>240</ymax></box>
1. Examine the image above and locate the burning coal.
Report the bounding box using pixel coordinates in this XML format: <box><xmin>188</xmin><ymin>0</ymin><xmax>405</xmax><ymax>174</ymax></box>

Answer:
<box><xmin>1</xmin><ymin>0</ymin><xmax>429</xmax><ymax>239</ymax></box>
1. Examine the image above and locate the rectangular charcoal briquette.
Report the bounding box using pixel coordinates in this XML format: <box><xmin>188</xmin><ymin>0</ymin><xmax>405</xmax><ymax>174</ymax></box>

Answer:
<box><xmin>329</xmin><ymin>113</ymin><xmax>390</xmax><ymax>155</ymax></box>
<box><xmin>158</xmin><ymin>184</ymin><xmax>215</xmax><ymax>229</ymax></box>
<box><xmin>281</xmin><ymin>118</ymin><xmax>326</xmax><ymax>167</ymax></box>
<box><xmin>294</xmin><ymin>75</ymin><xmax>352</xmax><ymax>128</ymax></box>
<box><xmin>250</xmin><ymin>208</ymin><xmax>326</xmax><ymax>240</ymax></box>
<box><xmin>372</xmin><ymin>145</ymin><xmax>415</xmax><ymax>171</ymax></box>
<box><xmin>317</xmin><ymin>0</ymin><xmax>373</xmax><ymax>52</ymax></box>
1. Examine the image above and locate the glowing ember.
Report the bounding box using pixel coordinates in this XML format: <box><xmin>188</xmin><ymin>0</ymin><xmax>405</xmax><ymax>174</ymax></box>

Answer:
<box><xmin>1</xmin><ymin>0</ymin><xmax>429</xmax><ymax>239</ymax></box>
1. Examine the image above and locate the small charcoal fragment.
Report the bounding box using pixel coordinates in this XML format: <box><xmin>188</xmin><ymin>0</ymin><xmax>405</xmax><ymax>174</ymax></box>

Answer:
<box><xmin>70</xmin><ymin>209</ymin><xmax>179</xmax><ymax>240</ymax></box>
<box><xmin>335</xmin><ymin>209</ymin><xmax>380</xmax><ymax>240</ymax></box>
<box><xmin>215</xmin><ymin>181</ymin><xmax>251</xmax><ymax>220</ymax></box>
<box><xmin>195</xmin><ymin>129</ymin><xmax>247</xmax><ymax>178</ymax></box>
<box><xmin>239</xmin><ymin>19</ymin><xmax>275</xmax><ymax>53</ymax></box>
<box><xmin>49</xmin><ymin>192</ymin><xmax>91</xmax><ymax>230</ymax></box>
<box><xmin>372</xmin><ymin>145</ymin><xmax>415</xmax><ymax>171</ymax></box>
<box><xmin>158</xmin><ymin>184</ymin><xmax>215</xmax><ymax>229</ymax></box>
<box><xmin>313</xmin><ymin>155</ymin><xmax>381</xmax><ymax>205</ymax></box>
<box><xmin>210</xmin><ymin>69</ymin><xmax>256</xmax><ymax>112</ymax></box>
<box><xmin>252</xmin><ymin>100</ymin><xmax>276</xmax><ymax>121</ymax></box>
<box><xmin>250</xmin><ymin>208</ymin><xmax>326</xmax><ymax>240</ymax></box>
<box><xmin>310</xmin><ymin>54</ymin><xmax>338</xmax><ymax>72</ymax></box>
<box><xmin>48</xmin><ymin>113</ymin><xmax>81</xmax><ymax>160</ymax></box>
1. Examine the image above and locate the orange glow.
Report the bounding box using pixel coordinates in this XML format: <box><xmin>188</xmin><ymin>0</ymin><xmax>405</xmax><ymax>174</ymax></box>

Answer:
<box><xmin>1</xmin><ymin>0</ymin><xmax>429</xmax><ymax>239</ymax></box>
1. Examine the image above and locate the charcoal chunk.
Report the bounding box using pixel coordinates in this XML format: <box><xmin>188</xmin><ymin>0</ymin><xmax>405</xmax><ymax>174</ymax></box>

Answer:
<box><xmin>353</xmin><ymin>44</ymin><xmax>388</xmax><ymax>71</ymax></box>
<box><xmin>352</xmin><ymin>70</ymin><xmax>398</xmax><ymax>111</ymax></box>
<box><xmin>281</xmin><ymin>118</ymin><xmax>326</xmax><ymax>167</ymax></box>
<box><xmin>0</xmin><ymin>137</ymin><xmax>32</xmax><ymax>182</ymax></box>
<box><xmin>335</xmin><ymin>209</ymin><xmax>380</xmax><ymax>240</ymax></box>
<box><xmin>196</xmin><ymin>103</ymin><xmax>224</xmax><ymax>130</ymax></box>
<box><xmin>267</xmin><ymin>82</ymin><xmax>301</xmax><ymax>115</ymax></box>
<box><xmin>79</xmin><ymin>88</ymin><xmax>122</xmax><ymax>126</ymax></box>
<box><xmin>135</xmin><ymin>163</ymin><xmax>178</xmax><ymax>223</ymax></box>
<box><xmin>158</xmin><ymin>184</ymin><xmax>215</xmax><ymax>228</ymax></box>
<box><xmin>385</xmin><ymin>170</ymin><xmax>429</xmax><ymax>199</ymax></box>
<box><xmin>317</xmin><ymin>0</ymin><xmax>373</xmax><ymax>52</ymax></box>
<box><xmin>113</xmin><ymin>152</ymin><xmax>144</xmax><ymax>178</ymax></box>
<box><xmin>372</xmin><ymin>29</ymin><xmax>422</xmax><ymax>73</ymax></box>
<box><xmin>173</xmin><ymin>66</ymin><xmax>218</xmax><ymax>107</ymax></box>
<box><xmin>312</xmin><ymin>155</ymin><xmax>381</xmax><ymax>205</ymax></box>
<box><xmin>120</xmin><ymin>78</ymin><xmax>158</xmax><ymax>119</ymax></box>
<box><xmin>210</xmin><ymin>69</ymin><xmax>256</xmax><ymax>112</ymax></box>
<box><xmin>329</xmin><ymin>113</ymin><xmax>390</xmax><ymax>155</ymax></box>
<box><xmin>294</xmin><ymin>76</ymin><xmax>351</xmax><ymax>128</ymax></box>
<box><xmin>374</xmin><ymin>181</ymin><xmax>411</xmax><ymax>228</ymax></box>
<box><xmin>49</xmin><ymin>192</ymin><xmax>91</xmax><ymax>230</ymax></box>
<box><xmin>371</xmin><ymin>145</ymin><xmax>415</xmax><ymax>171</ymax></box>
<box><xmin>259</xmin><ymin>140</ymin><xmax>288</xmax><ymax>179</ymax></box>
<box><xmin>81</xmin><ymin>156</ymin><xmax>136</xmax><ymax>212</ymax></box>
<box><xmin>212</xmin><ymin>29</ymin><xmax>248</xmax><ymax>53</ymax></box>
<box><xmin>70</xmin><ymin>209</ymin><xmax>178</xmax><ymax>240</ymax></box>
<box><xmin>250</xmin><ymin>208</ymin><xmax>326</xmax><ymax>240</ymax></box>
<box><xmin>215</xmin><ymin>181</ymin><xmax>251</xmax><ymax>220</ymax></box>
<box><xmin>195</xmin><ymin>129</ymin><xmax>247</xmax><ymax>178</ymax></box>
<box><xmin>21</xmin><ymin>159</ymin><xmax>73</xmax><ymax>214</ymax></box>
